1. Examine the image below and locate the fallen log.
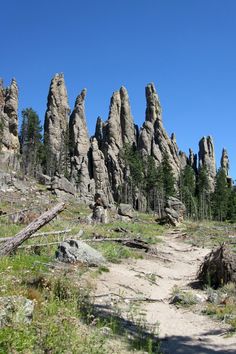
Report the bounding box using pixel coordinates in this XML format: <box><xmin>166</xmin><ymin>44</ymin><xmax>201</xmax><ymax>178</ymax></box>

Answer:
<box><xmin>89</xmin><ymin>236</ymin><xmax>150</xmax><ymax>252</ymax></box>
<box><xmin>0</xmin><ymin>228</ymin><xmax>72</xmax><ymax>243</ymax></box>
<box><xmin>0</xmin><ymin>202</ymin><xmax>65</xmax><ymax>256</ymax></box>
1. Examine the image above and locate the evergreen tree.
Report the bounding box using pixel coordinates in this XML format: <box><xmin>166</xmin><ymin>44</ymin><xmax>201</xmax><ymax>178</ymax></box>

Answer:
<box><xmin>212</xmin><ymin>168</ymin><xmax>229</xmax><ymax>221</ymax></box>
<box><xmin>161</xmin><ymin>152</ymin><xmax>176</xmax><ymax>200</ymax></box>
<box><xmin>121</xmin><ymin>144</ymin><xmax>144</xmax><ymax>205</ymax></box>
<box><xmin>227</xmin><ymin>186</ymin><xmax>236</xmax><ymax>222</ymax></box>
<box><xmin>20</xmin><ymin>108</ymin><xmax>43</xmax><ymax>176</ymax></box>
<box><xmin>180</xmin><ymin>165</ymin><xmax>197</xmax><ymax>219</ymax></box>
<box><xmin>197</xmin><ymin>166</ymin><xmax>212</xmax><ymax>219</ymax></box>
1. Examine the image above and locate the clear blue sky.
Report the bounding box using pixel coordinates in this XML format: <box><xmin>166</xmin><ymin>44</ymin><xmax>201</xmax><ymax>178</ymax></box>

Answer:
<box><xmin>1</xmin><ymin>0</ymin><xmax>236</xmax><ymax>180</ymax></box>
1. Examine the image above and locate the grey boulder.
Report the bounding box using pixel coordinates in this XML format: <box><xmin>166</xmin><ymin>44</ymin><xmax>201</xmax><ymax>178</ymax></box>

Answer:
<box><xmin>56</xmin><ymin>240</ymin><xmax>106</xmax><ymax>266</ymax></box>
<box><xmin>118</xmin><ymin>203</ymin><xmax>133</xmax><ymax>218</ymax></box>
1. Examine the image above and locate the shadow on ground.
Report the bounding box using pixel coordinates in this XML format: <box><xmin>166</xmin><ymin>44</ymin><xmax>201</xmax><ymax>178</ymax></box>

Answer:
<box><xmin>83</xmin><ymin>302</ymin><xmax>235</xmax><ymax>354</ymax></box>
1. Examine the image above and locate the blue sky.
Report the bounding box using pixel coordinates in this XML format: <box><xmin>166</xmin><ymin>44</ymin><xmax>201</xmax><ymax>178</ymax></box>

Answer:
<box><xmin>1</xmin><ymin>0</ymin><xmax>236</xmax><ymax>179</ymax></box>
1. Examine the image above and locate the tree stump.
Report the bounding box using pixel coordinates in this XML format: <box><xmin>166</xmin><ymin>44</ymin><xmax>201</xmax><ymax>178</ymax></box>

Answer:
<box><xmin>197</xmin><ymin>244</ymin><xmax>236</xmax><ymax>288</ymax></box>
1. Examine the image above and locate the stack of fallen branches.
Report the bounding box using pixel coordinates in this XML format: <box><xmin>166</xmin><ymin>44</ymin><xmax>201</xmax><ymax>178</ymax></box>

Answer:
<box><xmin>0</xmin><ymin>203</ymin><xmax>65</xmax><ymax>256</ymax></box>
<box><xmin>88</xmin><ymin>233</ymin><xmax>153</xmax><ymax>252</ymax></box>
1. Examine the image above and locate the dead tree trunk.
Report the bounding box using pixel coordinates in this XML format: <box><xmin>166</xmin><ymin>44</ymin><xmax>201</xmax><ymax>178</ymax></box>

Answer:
<box><xmin>0</xmin><ymin>202</ymin><xmax>65</xmax><ymax>256</ymax></box>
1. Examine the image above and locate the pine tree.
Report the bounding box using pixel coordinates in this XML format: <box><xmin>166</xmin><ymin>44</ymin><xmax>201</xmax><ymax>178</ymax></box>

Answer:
<box><xmin>212</xmin><ymin>168</ymin><xmax>229</xmax><ymax>221</ymax></box>
<box><xmin>161</xmin><ymin>152</ymin><xmax>176</xmax><ymax>200</ymax></box>
<box><xmin>197</xmin><ymin>166</ymin><xmax>211</xmax><ymax>219</ymax></box>
<box><xmin>20</xmin><ymin>108</ymin><xmax>43</xmax><ymax>176</ymax></box>
<box><xmin>144</xmin><ymin>155</ymin><xmax>159</xmax><ymax>211</ymax></box>
<box><xmin>121</xmin><ymin>144</ymin><xmax>144</xmax><ymax>205</ymax></box>
<box><xmin>227</xmin><ymin>187</ymin><xmax>236</xmax><ymax>222</ymax></box>
<box><xmin>180</xmin><ymin>165</ymin><xmax>197</xmax><ymax>219</ymax></box>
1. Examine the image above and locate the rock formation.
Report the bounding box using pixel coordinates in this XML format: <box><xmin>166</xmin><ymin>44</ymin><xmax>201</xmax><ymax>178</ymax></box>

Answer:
<box><xmin>69</xmin><ymin>89</ymin><xmax>90</xmax><ymax>195</ymax></box>
<box><xmin>98</xmin><ymin>86</ymin><xmax>137</xmax><ymax>198</ymax></box>
<box><xmin>198</xmin><ymin>136</ymin><xmax>216</xmax><ymax>191</ymax></box>
<box><xmin>138</xmin><ymin>83</ymin><xmax>180</xmax><ymax>177</ymax></box>
<box><xmin>220</xmin><ymin>148</ymin><xmax>229</xmax><ymax>177</ymax></box>
<box><xmin>0</xmin><ymin>74</ymin><xmax>232</xmax><ymax>210</ymax></box>
<box><xmin>90</xmin><ymin>137</ymin><xmax>113</xmax><ymax>204</ymax></box>
<box><xmin>44</xmin><ymin>73</ymin><xmax>70</xmax><ymax>175</ymax></box>
<box><xmin>188</xmin><ymin>148</ymin><xmax>198</xmax><ymax>172</ymax></box>
<box><xmin>0</xmin><ymin>79</ymin><xmax>20</xmax><ymax>153</ymax></box>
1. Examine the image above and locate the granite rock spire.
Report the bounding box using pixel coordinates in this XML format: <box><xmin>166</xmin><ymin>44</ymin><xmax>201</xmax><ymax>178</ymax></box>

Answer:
<box><xmin>44</xmin><ymin>73</ymin><xmax>70</xmax><ymax>175</ymax></box>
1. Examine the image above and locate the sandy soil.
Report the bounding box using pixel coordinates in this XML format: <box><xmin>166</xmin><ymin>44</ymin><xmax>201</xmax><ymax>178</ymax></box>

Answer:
<box><xmin>95</xmin><ymin>231</ymin><xmax>236</xmax><ymax>353</ymax></box>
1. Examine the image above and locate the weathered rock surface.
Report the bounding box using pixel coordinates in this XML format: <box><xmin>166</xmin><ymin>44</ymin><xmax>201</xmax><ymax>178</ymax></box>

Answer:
<box><xmin>55</xmin><ymin>240</ymin><xmax>106</xmax><ymax>266</ymax></box>
<box><xmin>118</xmin><ymin>203</ymin><xmax>134</xmax><ymax>218</ymax></box>
<box><xmin>51</xmin><ymin>175</ymin><xmax>76</xmax><ymax>196</ymax></box>
<box><xmin>98</xmin><ymin>87</ymin><xmax>137</xmax><ymax>198</ymax></box>
<box><xmin>198</xmin><ymin>136</ymin><xmax>216</xmax><ymax>192</ymax></box>
<box><xmin>0</xmin><ymin>79</ymin><xmax>20</xmax><ymax>153</ymax></box>
<box><xmin>188</xmin><ymin>148</ymin><xmax>198</xmax><ymax>172</ymax></box>
<box><xmin>44</xmin><ymin>73</ymin><xmax>70</xmax><ymax>175</ymax></box>
<box><xmin>69</xmin><ymin>89</ymin><xmax>91</xmax><ymax>195</ymax></box>
<box><xmin>90</xmin><ymin>137</ymin><xmax>113</xmax><ymax>204</ymax></box>
<box><xmin>220</xmin><ymin>148</ymin><xmax>229</xmax><ymax>177</ymax></box>
<box><xmin>0</xmin><ymin>296</ymin><xmax>34</xmax><ymax>328</ymax></box>
<box><xmin>161</xmin><ymin>197</ymin><xmax>186</xmax><ymax>226</ymax></box>
<box><xmin>138</xmin><ymin>83</ymin><xmax>180</xmax><ymax>177</ymax></box>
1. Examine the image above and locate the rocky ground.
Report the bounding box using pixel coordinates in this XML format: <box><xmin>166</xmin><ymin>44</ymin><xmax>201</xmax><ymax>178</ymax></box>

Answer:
<box><xmin>0</xmin><ymin>187</ymin><xmax>236</xmax><ymax>353</ymax></box>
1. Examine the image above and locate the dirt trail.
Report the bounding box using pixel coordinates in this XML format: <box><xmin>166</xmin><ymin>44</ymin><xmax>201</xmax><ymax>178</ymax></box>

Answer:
<box><xmin>95</xmin><ymin>231</ymin><xmax>236</xmax><ymax>353</ymax></box>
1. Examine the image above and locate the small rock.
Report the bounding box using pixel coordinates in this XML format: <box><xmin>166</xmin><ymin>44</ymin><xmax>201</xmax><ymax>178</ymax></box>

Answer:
<box><xmin>99</xmin><ymin>326</ymin><xmax>113</xmax><ymax>336</ymax></box>
<box><xmin>0</xmin><ymin>296</ymin><xmax>34</xmax><ymax>328</ymax></box>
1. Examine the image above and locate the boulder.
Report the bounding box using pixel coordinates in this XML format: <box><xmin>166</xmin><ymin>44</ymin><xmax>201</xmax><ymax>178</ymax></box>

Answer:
<box><xmin>51</xmin><ymin>175</ymin><xmax>75</xmax><ymax>195</ymax></box>
<box><xmin>159</xmin><ymin>197</ymin><xmax>186</xmax><ymax>226</ymax></box>
<box><xmin>55</xmin><ymin>240</ymin><xmax>106</xmax><ymax>266</ymax></box>
<box><xmin>118</xmin><ymin>203</ymin><xmax>133</xmax><ymax>218</ymax></box>
<box><xmin>0</xmin><ymin>296</ymin><xmax>34</xmax><ymax>328</ymax></box>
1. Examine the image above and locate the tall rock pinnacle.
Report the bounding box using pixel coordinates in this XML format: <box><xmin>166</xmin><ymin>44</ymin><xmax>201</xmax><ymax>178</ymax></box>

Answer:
<box><xmin>90</xmin><ymin>137</ymin><xmax>113</xmax><ymax>204</ymax></box>
<box><xmin>0</xmin><ymin>78</ymin><xmax>20</xmax><ymax>153</ymax></box>
<box><xmin>198</xmin><ymin>136</ymin><xmax>216</xmax><ymax>191</ymax></box>
<box><xmin>138</xmin><ymin>83</ymin><xmax>180</xmax><ymax>176</ymax></box>
<box><xmin>220</xmin><ymin>148</ymin><xmax>229</xmax><ymax>176</ymax></box>
<box><xmin>69</xmin><ymin>89</ymin><xmax>91</xmax><ymax>194</ymax></box>
<box><xmin>145</xmin><ymin>83</ymin><xmax>162</xmax><ymax>126</ymax></box>
<box><xmin>44</xmin><ymin>73</ymin><xmax>70</xmax><ymax>175</ymax></box>
<box><xmin>98</xmin><ymin>86</ymin><xmax>137</xmax><ymax>198</ymax></box>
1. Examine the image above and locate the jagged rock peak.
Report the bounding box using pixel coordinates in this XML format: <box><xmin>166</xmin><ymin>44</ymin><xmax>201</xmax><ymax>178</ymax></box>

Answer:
<box><xmin>145</xmin><ymin>82</ymin><xmax>162</xmax><ymax>125</ymax></box>
<box><xmin>74</xmin><ymin>88</ymin><xmax>87</xmax><ymax>107</ymax></box>
<box><xmin>198</xmin><ymin>136</ymin><xmax>216</xmax><ymax>191</ymax></box>
<box><xmin>95</xmin><ymin>116</ymin><xmax>104</xmax><ymax>142</ymax></box>
<box><xmin>106</xmin><ymin>86</ymin><xmax>136</xmax><ymax>147</ymax></box>
<box><xmin>69</xmin><ymin>88</ymin><xmax>90</xmax><ymax>154</ymax></box>
<box><xmin>44</xmin><ymin>73</ymin><xmax>70</xmax><ymax>174</ymax></box>
<box><xmin>69</xmin><ymin>88</ymin><xmax>91</xmax><ymax>195</ymax></box>
<box><xmin>221</xmin><ymin>148</ymin><xmax>229</xmax><ymax>176</ymax></box>
<box><xmin>0</xmin><ymin>78</ymin><xmax>19</xmax><ymax>152</ymax></box>
<box><xmin>46</xmin><ymin>73</ymin><xmax>70</xmax><ymax>113</ymax></box>
<box><xmin>188</xmin><ymin>148</ymin><xmax>197</xmax><ymax>172</ymax></box>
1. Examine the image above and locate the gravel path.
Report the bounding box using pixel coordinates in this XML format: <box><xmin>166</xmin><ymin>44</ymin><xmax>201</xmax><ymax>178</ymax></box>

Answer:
<box><xmin>95</xmin><ymin>231</ymin><xmax>236</xmax><ymax>353</ymax></box>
